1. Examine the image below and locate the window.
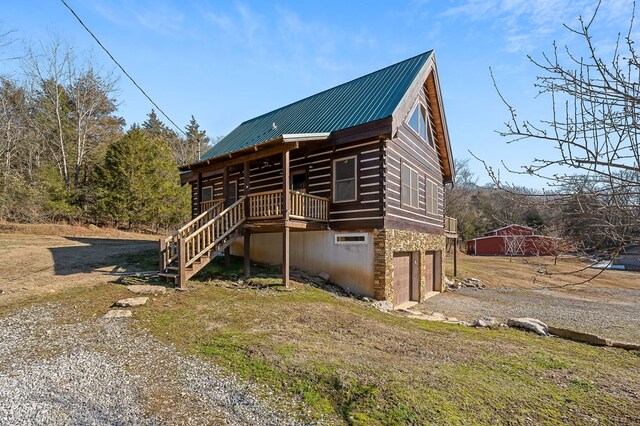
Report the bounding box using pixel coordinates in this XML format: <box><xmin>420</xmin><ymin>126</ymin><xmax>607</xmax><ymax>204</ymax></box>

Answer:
<box><xmin>333</xmin><ymin>156</ymin><xmax>357</xmax><ymax>202</ymax></box>
<box><xmin>335</xmin><ymin>233</ymin><xmax>368</xmax><ymax>245</ymax></box>
<box><xmin>401</xmin><ymin>163</ymin><xmax>419</xmax><ymax>208</ymax></box>
<box><xmin>408</xmin><ymin>103</ymin><xmax>433</xmax><ymax>146</ymax></box>
<box><xmin>426</xmin><ymin>180</ymin><xmax>438</xmax><ymax>214</ymax></box>
<box><xmin>201</xmin><ymin>186</ymin><xmax>213</xmax><ymax>202</ymax></box>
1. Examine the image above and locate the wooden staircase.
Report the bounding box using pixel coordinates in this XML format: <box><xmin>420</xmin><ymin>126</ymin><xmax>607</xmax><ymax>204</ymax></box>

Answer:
<box><xmin>159</xmin><ymin>197</ymin><xmax>246</xmax><ymax>287</ymax></box>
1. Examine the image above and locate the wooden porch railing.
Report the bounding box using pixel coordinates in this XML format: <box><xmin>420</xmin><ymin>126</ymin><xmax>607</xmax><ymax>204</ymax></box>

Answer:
<box><xmin>444</xmin><ymin>216</ymin><xmax>457</xmax><ymax>235</ymax></box>
<box><xmin>184</xmin><ymin>197</ymin><xmax>246</xmax><ymax>268</ymax></box>
<box><xmin>248</xmin><ymin>190</ymin><xmax>329</xmax><ymax>221</ymax></box>
<box><xmin>248</xmin><ymin>190</ymin><xmax>284</xmax><ymax>219</ymax></box>
<box><xmin>290</xmin><ymin>191</ymin><xmax>329</xmax><ymax>222</ymax></box>
<box><xmin>200</xmin><ymin>198</ymin><xmax>224</xmax><ymax>212</ymax></box>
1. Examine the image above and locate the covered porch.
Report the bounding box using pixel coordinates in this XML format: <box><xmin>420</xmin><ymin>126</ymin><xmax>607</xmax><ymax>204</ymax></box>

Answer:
<box><xmin>182</xmin><ymin>137</ymin><xmax>332</xmax><ymax>288</ymax></box>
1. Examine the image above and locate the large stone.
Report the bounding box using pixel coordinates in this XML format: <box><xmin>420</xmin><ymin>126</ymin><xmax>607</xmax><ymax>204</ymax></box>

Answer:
<box><xmin>115</xmin><ymin>297</ymin><xmax>148</xmax><ymax>307</ymax></box>
<box><xmin>473</xmin><ymin>316</ymin><xmax>500</xmax><ymax>329</ymax></box>
<box><xmin>507</xmin><ymin>317</ymin><xmax>549</xmax><ymax>336</ymax></box>
<box><xmin>371</xmin><ymin>300</ymin><xmax>393</xmax><ymax>312</ymax></box>
<box><xmin>318</xmin><ymin>272</ymin><xmax>331</xmax><ymax>281</ymax></box>
<box><xmin>547</xmin><ymin>326</ymin><xmax>610</xmax><ymax>346</ymax></box>
<box><xmin>126</xmin><ymin>285</ymin><xmax>167</xmax><ymax>295</ymax></box>
<box><xmin>103</xmin><ymin>309</ymin><xmax>132</xmax><ymax>319</ymax></box>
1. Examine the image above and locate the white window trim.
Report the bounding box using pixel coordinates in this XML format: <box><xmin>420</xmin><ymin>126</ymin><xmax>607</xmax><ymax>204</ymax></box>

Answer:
<box><xmin>201</xmin><ymin>185</ymin><xmax>213</xmax><ymax>201</ymax></box>
<box><xmin>334</xmin><ymin>233</ymin><xmax>369</xmax><ymax>245</ymax></box>
<box><xmin>227</xmin><ymin>180</ymin><xmax>238</xmax><ymax>201</ymax></box>
<box><xmin>425</xmin><ymin>178</ymin><xmax>438</xmax><ymax>215</ymax></box>
<box><xmin>401</xmin><ymin>162</ymin><xmax>419</xmax><ymax>209</ymax></box>
<box><xmin>332</xmin><ymin>155</ymin><xmax>358</xmax><ymax>203</ymax></box>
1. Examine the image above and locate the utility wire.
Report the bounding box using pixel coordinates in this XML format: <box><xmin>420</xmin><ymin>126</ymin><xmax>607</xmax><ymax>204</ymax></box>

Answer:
<box><xmin>60</xmin><ymin>0</ymin><xmax>186</xmax><ymax>136</ymax></box>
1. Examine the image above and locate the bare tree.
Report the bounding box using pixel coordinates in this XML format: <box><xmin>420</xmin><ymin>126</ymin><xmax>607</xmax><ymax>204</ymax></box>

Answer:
<box><xmin>488</xmin><ymin>0</ymin><xmax>639</xmax><ymax>256</ymax></box>
<box><xmin>23</xmin><ymin>38</ymin><xmax>73</xmax><ymax>187</ymax></box>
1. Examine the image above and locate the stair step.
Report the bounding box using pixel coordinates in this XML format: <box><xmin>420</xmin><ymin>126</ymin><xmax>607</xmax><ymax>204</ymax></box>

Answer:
<box><xmin>158</xmin><ymin>272</ymin><xmax>178</xmax><ymax>279</ymax></box>
<box><xmin>167</xmin><ymin>266</ymin><xmax>178</xmax><ymax>272</ymax></box>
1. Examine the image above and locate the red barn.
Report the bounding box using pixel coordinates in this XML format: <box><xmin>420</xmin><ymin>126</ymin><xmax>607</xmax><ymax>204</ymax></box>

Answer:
<box><xmin>466</xmin><ymin>225</ymin><xmax>559</xmax><ymax>256</ymax></box>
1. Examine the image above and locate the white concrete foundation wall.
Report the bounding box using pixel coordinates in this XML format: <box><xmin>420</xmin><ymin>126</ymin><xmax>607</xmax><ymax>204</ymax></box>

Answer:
<box><xmin>230</xmin><ymin>230</ymin><xmax>375</xmax><ymax>297</ymax></box>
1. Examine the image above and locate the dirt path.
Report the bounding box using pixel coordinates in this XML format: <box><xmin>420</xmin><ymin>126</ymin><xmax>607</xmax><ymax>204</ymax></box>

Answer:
<box><xmin>0</xmin><ymin>224</ymin><xmax>158</xmax><ymax>306</ymax></box>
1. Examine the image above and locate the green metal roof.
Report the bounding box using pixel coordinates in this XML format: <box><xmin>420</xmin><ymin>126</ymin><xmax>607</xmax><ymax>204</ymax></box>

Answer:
<box><xmin>200</xmin><ymin>50</ymin><xmax>433</xmax><ymax>161</ymax></box>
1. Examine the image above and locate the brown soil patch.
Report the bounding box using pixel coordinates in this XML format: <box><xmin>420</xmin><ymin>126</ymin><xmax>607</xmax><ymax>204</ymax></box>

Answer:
<box><xmin>0</xmin><ymin>223</ymin><xmax>158</xmax><ymax>306</ymax></box>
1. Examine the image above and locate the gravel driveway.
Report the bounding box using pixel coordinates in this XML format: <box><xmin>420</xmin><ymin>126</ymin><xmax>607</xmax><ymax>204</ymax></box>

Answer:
<box><xmin>0</xmin><ymin>304</ymin><xmax>304</xmax><ymax>425</ymax></box>
<box><xmin>418</xmin><ymin>286</ymin><xmax>640</xmax><ymax>343</ymax></box>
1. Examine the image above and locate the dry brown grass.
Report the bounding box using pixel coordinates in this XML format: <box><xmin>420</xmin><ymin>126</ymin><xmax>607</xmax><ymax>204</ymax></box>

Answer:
<box><xmin>445</xmin><ymin>250</ymin><xmax>639</xmax><ymax>290</ymax></box>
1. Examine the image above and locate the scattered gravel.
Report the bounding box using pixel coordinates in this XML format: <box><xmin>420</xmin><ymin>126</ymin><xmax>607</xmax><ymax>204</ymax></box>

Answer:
<box><xmin>417</xmin><ymin>287</ymin><xmax>640</xmax><ymax>343</ymax></box>
<box><xmin>0</xmin><ymin>304</ymin><xmax>307</xmax><ymax>425</ymax></box>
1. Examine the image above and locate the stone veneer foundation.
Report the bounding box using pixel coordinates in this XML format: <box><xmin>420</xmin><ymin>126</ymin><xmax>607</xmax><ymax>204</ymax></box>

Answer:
<box><xmin>373</xmin><ymin>228</ymin><xmax>446</xmax><ymax>302</ymax></box>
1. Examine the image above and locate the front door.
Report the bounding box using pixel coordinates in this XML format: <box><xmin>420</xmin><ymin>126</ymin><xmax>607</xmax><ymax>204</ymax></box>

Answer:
<box><xmin>291</xmin><ymin>169</ymin><xmax>307</xmax><ymax>193</ymax></box>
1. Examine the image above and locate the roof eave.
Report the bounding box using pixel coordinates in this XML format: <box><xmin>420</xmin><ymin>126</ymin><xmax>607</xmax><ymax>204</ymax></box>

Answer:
<box><xmin>179</xmin><ymin>132</ymin><xmax>331</xmax><ymax>172</ymax></box>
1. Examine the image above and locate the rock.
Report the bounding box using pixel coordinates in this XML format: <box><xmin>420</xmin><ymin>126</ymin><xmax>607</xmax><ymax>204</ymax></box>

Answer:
<box><xmin>507</xmin><ymin>317</ymin><xmax>549</xmax><ymax>336</ymax></box>
<box><xmin>548</xmin><ymin>326</ymin><xmax>609</xmax><ymax>346</ymax></box>
<box><xmin>102</xmin><ymin>309</ymin><xmax>132</xmax><ymax>319</ymax></box>
<box><xmin>318</xmin><ymin>272</ymin><xmax>331</xmax><ymax>281</ymax></box>
<box><xmin>446</xmin><ymin>317</ymin><xmax>458</xmax><ymax>322</ymax></box>
<box><xmin>0</xmin><ymin>289</ymin><xmax>4</xmax><ymax>295</ymax></box>
<box><xmin>126</xmin><ymin>285</ymin><xmax>166</xmax><ymax>295</ymax></box>
<box><xmin>371</xmin><ymin>300</ymin><xmax>393</xmax><ymax>312</ymax></box>
<box><xmin>472</xmin><ymin>316</ymin><xmax>500</xmax><ymax>329</ymax></box>
<box><xmin>114</xmin><ymin>297</ymin><xmax>148</xmax><ymax>308</ymax></box>
<box><xmin>362</xmin><ymin>296</ymin><xmax>374</xmax><ymax>303</ymax></box>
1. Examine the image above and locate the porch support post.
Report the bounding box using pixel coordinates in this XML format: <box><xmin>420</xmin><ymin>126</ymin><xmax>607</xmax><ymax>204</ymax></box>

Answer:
<box><xmin>453</xmin><ymin>237</ymin><xmax>458</xmax><ymax>277</ymax></box>
<box><xmin>223</xmin><ymin>166</ymin><xmax>231</xmax><ymax>268</ymax></box>
<box><xmin>158</xmin><ymin>238</ymin><xmax>166</xmax><ymax>273</ymax></box>
<box><xmin>196</xmin><ymin>172</ymin><xmax>203</xmax><ymax>214</ymax></box>
<box><xmin>243</xmin><ymin>161</ymin><xmax>251</xmax><ymax>279</ymax></box>
<box><xmin>244</xmin><ymin>229</ymin><xmax>251</xmax><ymax>279</ymax></box>
<box><xmin>282</xmin><ymin>151</ymin><xmax>290</xmax><ymax>288</ymax></box>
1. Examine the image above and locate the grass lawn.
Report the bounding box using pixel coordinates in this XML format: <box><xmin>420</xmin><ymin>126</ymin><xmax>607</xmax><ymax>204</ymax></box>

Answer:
<box><xmin>2</xmin><ymin>253</ymin><xmax>638</xmax><ymax>425</ymax></box>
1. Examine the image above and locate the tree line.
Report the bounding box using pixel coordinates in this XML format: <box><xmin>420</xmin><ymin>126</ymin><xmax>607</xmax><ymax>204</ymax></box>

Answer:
<box><xmin>0</xmin><ymin>36</ymin><xmax>219</xmax><ymax>230</ymax></box>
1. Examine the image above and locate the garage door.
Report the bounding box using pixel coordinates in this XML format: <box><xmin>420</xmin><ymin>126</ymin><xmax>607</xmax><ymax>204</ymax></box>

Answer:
<box><xmin>393</xmin><ymin>252</ymin><xmax>411</xmax><ymax>305</ymax></box>
<box><xmin>425</xmin><ymin>251</ymin><xmax>434</xmax><ymax>291</ymax></box>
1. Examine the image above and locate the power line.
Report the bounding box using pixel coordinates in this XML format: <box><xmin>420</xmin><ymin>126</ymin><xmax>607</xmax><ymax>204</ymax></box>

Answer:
<box><xmin>60</xmin><ymin>0</ymin><xmax>186</xmax><ymax>136</ymax></box>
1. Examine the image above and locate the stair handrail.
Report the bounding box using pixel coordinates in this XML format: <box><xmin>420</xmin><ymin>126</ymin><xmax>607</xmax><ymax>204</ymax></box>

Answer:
<box><xmin>184</xmin><ymin>196</ymin><xmax>246</xmax><ymax>267</ymax></box>
<box><xmin>160</xmin><ymin>199</ymin><xmax>225</xmax><ymax>269</ymax></box>
<box><xmin>184</xmin><ymin>196</ymin><xmax>246</xmax><ymax>243</ymax></box>
<box><xmin>174</xmin><ymin>199</ymin><xmax>224</xmax><ymax>237</ymax></box>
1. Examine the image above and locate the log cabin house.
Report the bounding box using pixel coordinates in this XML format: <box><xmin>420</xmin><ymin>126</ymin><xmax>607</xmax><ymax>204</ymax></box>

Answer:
<box><xmin>161</xmin><ymin>50</ymin><xmax>457</xmax><ymax>307</ymax></box>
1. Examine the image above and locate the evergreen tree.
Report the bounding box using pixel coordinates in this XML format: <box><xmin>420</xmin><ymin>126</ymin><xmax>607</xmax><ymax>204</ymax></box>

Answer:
<box><xmin>185</xmin><ymin>115</ymin><xmax>210</xmax><ymax>162</ymax></box>
<box><xmin>96</xmin><ymin>126</ymin><xmax>189</xmax><ymax>229</ymax></box>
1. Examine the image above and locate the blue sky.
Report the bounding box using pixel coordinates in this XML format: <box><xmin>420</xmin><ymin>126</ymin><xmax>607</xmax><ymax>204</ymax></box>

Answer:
<box><xmin>2</xmin><ymin>0</ymin><xmax>635</xmax><ymax>186</ymax></box>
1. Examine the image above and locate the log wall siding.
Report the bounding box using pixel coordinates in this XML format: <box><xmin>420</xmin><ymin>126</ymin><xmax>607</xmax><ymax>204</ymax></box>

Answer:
<box><xmin>386</xmin><ymin>84</ymin><xmax>445</xmax><ymax>234</ymax></box>
<box><xmin>189</xmin><ymin>139</ymin><xmax>386</xmax><ymax>230</ymax></box>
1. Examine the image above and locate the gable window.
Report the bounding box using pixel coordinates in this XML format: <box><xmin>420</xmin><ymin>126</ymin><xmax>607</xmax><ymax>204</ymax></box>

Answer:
<box><xmin>201</xmin><ymin>186</ymin><xmax>213</xmax><ymax>202</ymax></box>
<box><xmin>333</xmin><ymin>156</ymin><xmax>357</xmax><ymax>202</ymax></box>
<box><xmin>408</xmin><ymin>103</ymin><xmax>433</xmax><ymax>146</ymax></box>
<box><xmin>401</xmin><ymin>163</ymin><xmax>419</xmax><ymax>208</ymax></box>
<box><xmin>426</xmin><ymin>180</ymin><xmax>438</xmax><ymax>214</ymax></box>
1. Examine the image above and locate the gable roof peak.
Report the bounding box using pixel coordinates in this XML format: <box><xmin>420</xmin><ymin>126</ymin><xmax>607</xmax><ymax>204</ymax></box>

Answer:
<box><xmin>198</xmin><ymin>50</ymin><xmax>435</xmax><ymax>162</ymax></box>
